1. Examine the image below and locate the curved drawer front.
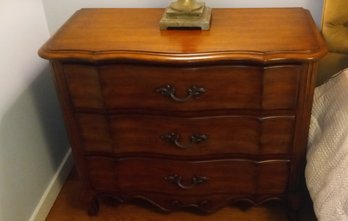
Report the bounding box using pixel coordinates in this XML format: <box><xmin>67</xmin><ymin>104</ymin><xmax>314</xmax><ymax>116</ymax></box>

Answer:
<box><xmin>76</xmin><ymin>114</ymin><xmax>295</xmax><ymax>155</ymax></box>
<box><xmin>87</xmin><ymin>157</ymin><xmax>290</xmax><ymax>196</ymax></box>
<box><xmin>63</xmin><ymin>64</ymin><xmax>301</xmax><ymax>111</ymax></box>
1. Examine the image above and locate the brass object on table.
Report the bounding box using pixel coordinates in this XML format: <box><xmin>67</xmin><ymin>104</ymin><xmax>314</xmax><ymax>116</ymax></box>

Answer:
<box><xmin>160</xmin><ymin>0</ymin><xmax>212</xmax><ymax>30</ymax></box>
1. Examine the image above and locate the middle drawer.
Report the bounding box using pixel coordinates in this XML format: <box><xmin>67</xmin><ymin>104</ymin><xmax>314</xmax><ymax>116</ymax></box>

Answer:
<box><xmin>76</xmin><ymin>114</ymin><xmax>295</xmax><ymax>156</ymax></box>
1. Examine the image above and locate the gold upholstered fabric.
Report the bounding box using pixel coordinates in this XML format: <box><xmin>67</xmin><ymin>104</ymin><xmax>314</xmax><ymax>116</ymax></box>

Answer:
<box><xmin>317</xmin><ymin>0</ymin><xmax>348</xmax><ymax>85</ymax></box>
<box><xmin>322</xmin><ymin>0</ymin><xmax>348</xmax><ymax>53</ymax></box>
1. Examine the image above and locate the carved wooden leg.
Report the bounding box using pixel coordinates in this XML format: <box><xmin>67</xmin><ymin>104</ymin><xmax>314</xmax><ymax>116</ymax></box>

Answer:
<box><xmin>88</xmin><ymin>197</ymin><xmax>99</xmax><ymax>216</ymax></box>
<box><xmin>80</xmin><ymin>189</ymin><xmax>99</xmax><ymax>216</ymax></box>
<box><xmin>287</xmin><ymin>209</ymin><xmax>299</xmax><ymax>221</ymax></box>
<box><xmin>286</xmin><ymin>194</ymin><xmax>302</xmax><ymax>221</ymax></box>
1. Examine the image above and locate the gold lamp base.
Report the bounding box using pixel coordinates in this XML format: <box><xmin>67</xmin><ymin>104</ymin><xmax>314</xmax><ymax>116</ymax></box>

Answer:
<box><xmin>160</xmin><ymin>0</ymin><xmax>212</xmax><ymax>30</ymax></box>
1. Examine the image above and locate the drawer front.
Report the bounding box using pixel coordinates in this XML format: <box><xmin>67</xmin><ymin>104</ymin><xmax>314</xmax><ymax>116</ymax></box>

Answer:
<box><xmin>63</xmin><ymin>64</ymin><xmax>301</xmax><ymax>111</ymax></box>
<box><xmin>87</xmin><ymin>157</ymin><xmax>290</xmax><ymax>196</ymax></box>
<box><xmin>76</xmin><ymin>114</ymin><xmax>295</xmax><ymax>155</ymax></box>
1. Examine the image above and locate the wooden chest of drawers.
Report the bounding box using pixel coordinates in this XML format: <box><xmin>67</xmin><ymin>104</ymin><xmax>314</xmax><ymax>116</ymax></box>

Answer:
<box><xmin>39</xmin><ymin>8</ymin><xmax>327</xmax><ymax>218</ymax></box>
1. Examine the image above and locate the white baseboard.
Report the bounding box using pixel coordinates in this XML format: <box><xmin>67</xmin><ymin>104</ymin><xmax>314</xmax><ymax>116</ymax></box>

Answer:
<box><xmin>29</xmin><ymin>148</ymin><xmax>73</xmax><ymax>221</ymax></box>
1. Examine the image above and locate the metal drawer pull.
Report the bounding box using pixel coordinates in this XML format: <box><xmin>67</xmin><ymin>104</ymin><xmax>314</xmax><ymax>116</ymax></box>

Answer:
<box><xmin>164</xmin><ymin>175</ymin><xmax>208</xmax><ymax>190</ymax></box>
<box><xmin>155</xmin><ymin>85</ymin><xmax>206</xmax><ymax>102</ymax></box>
<box><xmin>161</xmin><ymin>133</ymin><xmax>207</xmax><ymax>149</ymax></box>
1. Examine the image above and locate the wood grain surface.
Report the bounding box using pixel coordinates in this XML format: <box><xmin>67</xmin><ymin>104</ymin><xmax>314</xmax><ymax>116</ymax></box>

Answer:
<box><xmin>39</xmin><ymin>8</ymin><xmax>327</xmax><ymax>63</ymax></box>
<box><xmin>44</xmin><ymin>169</ymin><xmax>318</xmax><ymax>221</ymax></box>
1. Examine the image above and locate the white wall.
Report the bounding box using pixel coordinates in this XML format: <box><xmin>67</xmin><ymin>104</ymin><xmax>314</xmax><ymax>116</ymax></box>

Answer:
<box><xmin>0</xmin><ymin>0</ymin><xmax>69</xmax><ymax>220</ymax></box>
<box><xmin>42</xmin><ymin>0</ymin><xmax>323</xmax><ymax>34</ymax></box>
<box><xmin>0</xmin><ymin>1</ymin><xmax>323</xmax><ymax>220</ymax></box>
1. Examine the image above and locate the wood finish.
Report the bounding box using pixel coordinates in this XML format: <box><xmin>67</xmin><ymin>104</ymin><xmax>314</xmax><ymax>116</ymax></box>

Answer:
<box><xmin>63</xmin><ymin>64</ymin><xmax>301</xmax><ymax>112</ymax></box>
<box><xmin>76</xmin><ymin>114</ymin><xmax>295</xmax><ymax>156</ymax></box>
<box><xmin>45</xmin><ymin>169</ymin><xmax>318</xmax><ymax>221</ymax></box>
<box><xmin>39</xmin><ymin>8</ymin><xmax>326</xmax><ymax>63</ymax></box>
<box><xmin>39</xmin><ymin>8</ymin><xmax>327</xmax><ymax>219</ymax></box>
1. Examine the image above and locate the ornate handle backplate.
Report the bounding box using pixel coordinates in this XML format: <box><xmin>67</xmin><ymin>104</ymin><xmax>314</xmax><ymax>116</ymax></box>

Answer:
<box><xmin>161</xmin><ymin>133</ymin><xmax>208</xmax><ymax>149</ymax></box>
<box><xmin>155</xmin><ymin>85</ymin><xmax>206</xmax><ymax>102</ymax></box>
<box><xmin>164</xmin><ymin>174</ymin><xmax>208</xmax><ymax>190</ymax></box>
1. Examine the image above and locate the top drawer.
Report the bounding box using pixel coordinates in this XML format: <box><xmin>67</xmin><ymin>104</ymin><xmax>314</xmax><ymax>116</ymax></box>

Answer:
<box><xmin>63</xmin><ymin>64</ymin><xmax>301</xmax><ymax>112</ymax></box>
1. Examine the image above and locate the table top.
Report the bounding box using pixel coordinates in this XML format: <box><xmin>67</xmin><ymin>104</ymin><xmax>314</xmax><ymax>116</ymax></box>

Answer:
<box><xmin>39</xmin><ymin>8</ymin><xmax>327</xmax><ymax>63</ymax></box>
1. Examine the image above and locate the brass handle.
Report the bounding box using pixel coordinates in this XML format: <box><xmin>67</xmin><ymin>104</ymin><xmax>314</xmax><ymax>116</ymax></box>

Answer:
<box><xmin>155</xmin><ymin>85</ymin><xmax>205</xmax><ymax>102</ymax></box>
<box><xmin>161</xmin><ymin>133</ymin><xmax>207</xmax><ymax>149</ymax></box>
<box><xmin>164</xmin><ymin>175</ymin><xmax>208</xmax><ymax>190</ymax></box>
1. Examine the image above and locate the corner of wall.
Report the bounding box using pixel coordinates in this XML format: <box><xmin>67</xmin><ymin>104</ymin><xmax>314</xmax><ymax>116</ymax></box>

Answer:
<box><xmin>29</xmin><ymin>149</ymin><xmax>73</xmax><ymax>221</ymax></box>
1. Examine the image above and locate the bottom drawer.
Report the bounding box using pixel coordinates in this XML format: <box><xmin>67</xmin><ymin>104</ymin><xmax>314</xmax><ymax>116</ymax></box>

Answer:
<box><xmin>87</xmin><ymin>157</ymin><xmax>289</xmax><ymax>196</ymax></box>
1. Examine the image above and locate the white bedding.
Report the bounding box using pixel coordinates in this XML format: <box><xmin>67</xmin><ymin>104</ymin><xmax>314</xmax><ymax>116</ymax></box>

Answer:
<box><xmin>306</xmin><ymin>68</ymin><xmax>348</xmax><ymax>221</ymax></box>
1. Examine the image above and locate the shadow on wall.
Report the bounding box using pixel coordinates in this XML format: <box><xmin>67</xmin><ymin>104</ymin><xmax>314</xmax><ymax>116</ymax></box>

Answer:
<box><xmin>0</xmin><ymin>64</ymin><xmax>70</xmax><ymax>221</ymax></box>
<box><xmin>28</xmin><ymin>64</ymin><xmax>69</xmax><ymax>167</ymax></box>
